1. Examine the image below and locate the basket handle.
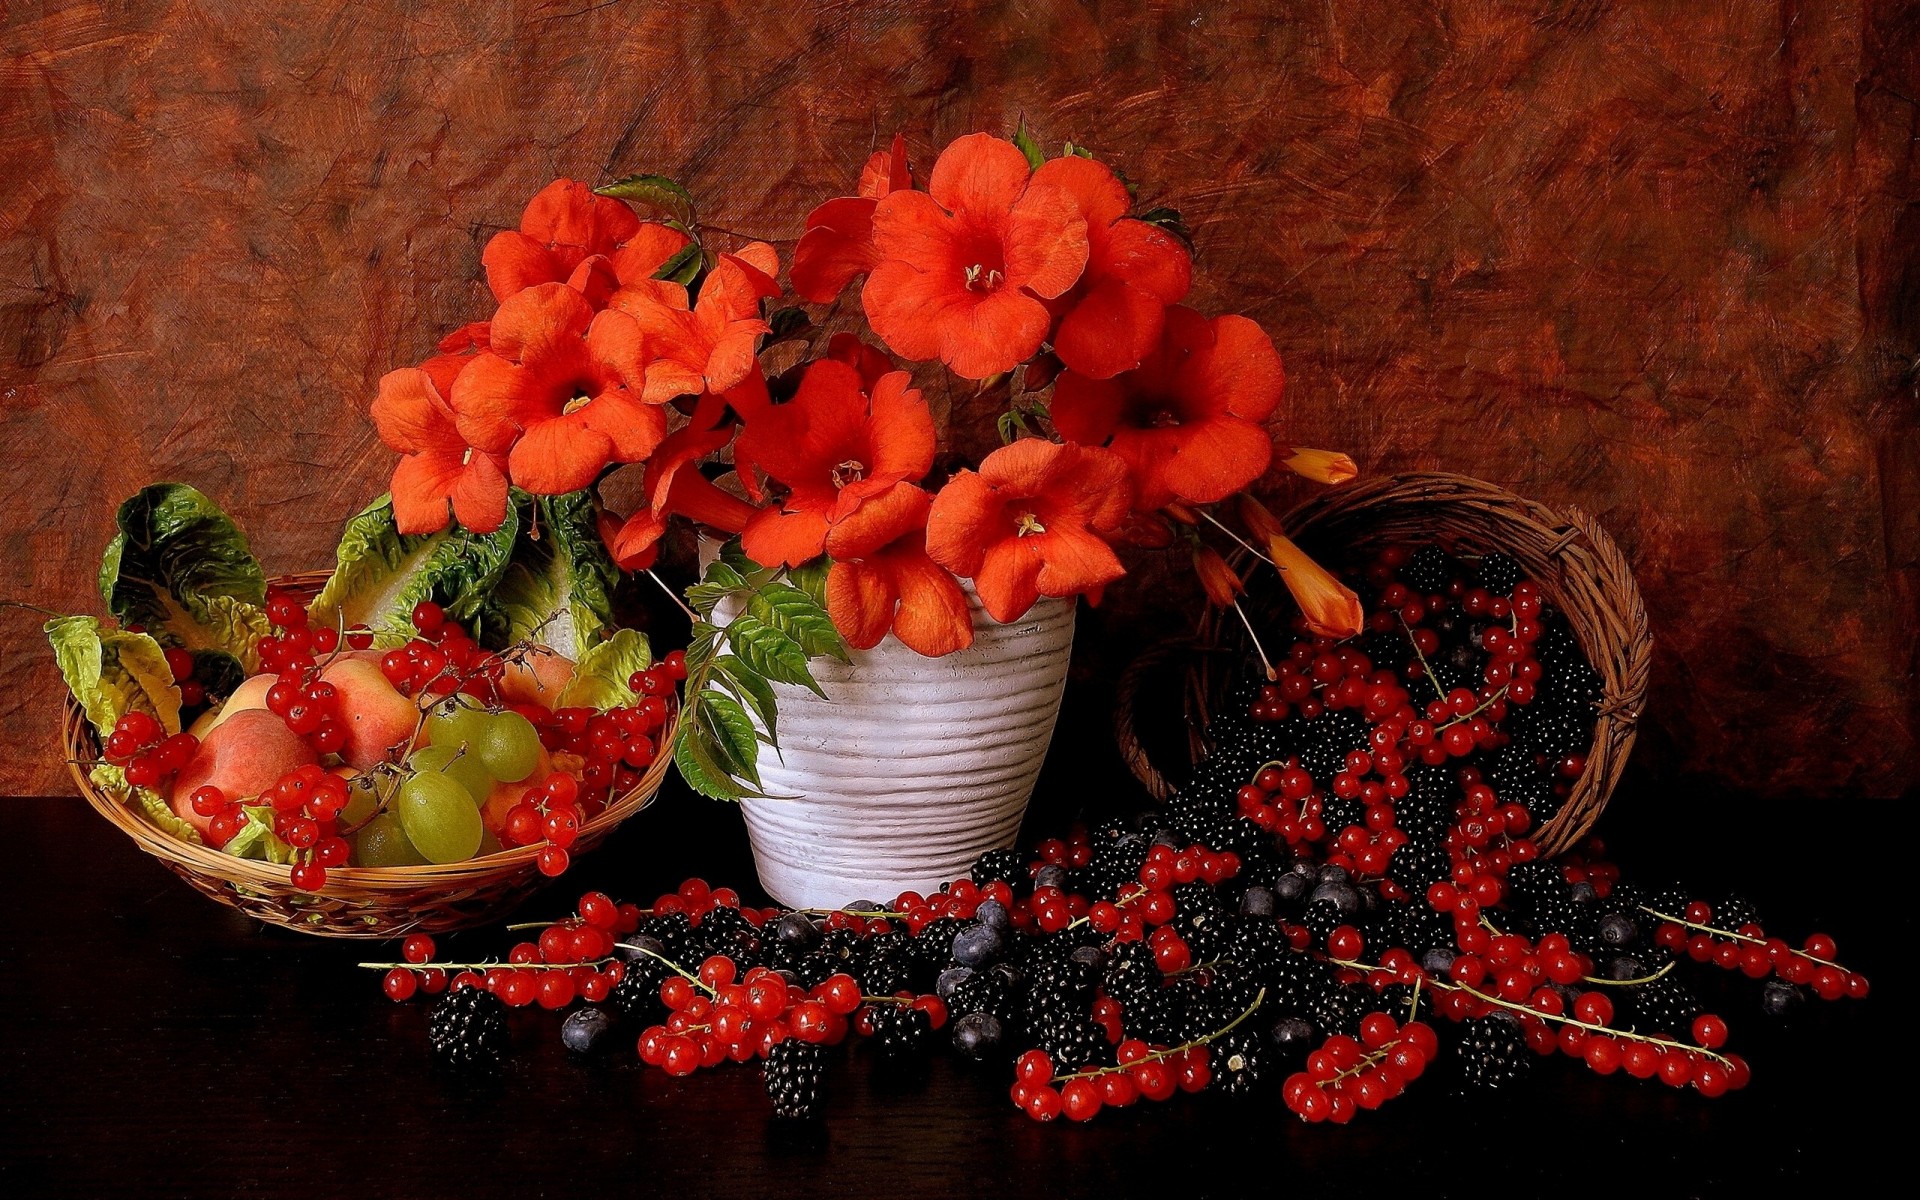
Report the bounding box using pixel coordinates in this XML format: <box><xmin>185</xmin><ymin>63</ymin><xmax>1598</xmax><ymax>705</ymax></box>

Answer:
<box><xmin>1113</xmin><ymin>637</ymin><xmax>1196</xmax><ymax>801</ymax></box>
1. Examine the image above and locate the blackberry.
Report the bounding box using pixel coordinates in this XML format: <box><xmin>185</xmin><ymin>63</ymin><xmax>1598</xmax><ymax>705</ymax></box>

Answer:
<box><xmin>1302</xmin><ymin>897</ymin><xmax>1342</xmax><ymax>947</ymax></box>
<box><xmin>1103</xmin><ymin>941</ymin><xmax>1160</xmax><ymax>1004</ymax></box>
<box><xmin>1626</xmin><ymin>976</ymin><xmax>1701</xmax><ymax>1036</ymax></box>
<box><xmin>1386</xmin><ymin>840</ymin><xmax>1451</xmax><ymax>894</ymax></box>
<box><xmin>971</xmin><ymin>848</ymin><xmax>1030</xmax><ymax>892</ymax></box>
<box><xmin>1394</xmin><ymin>785</ymin><xmax>1456</xmax><ymax>843</ymax></box>
<box><xmin>694</xmin><ymin>904</ymin><xmax>753</xmax><ymax>951</ymax></box>
<box><xmin>1186</xmin><ymin>967</ymin><xmax>1262</xmax><ymax>1039</ymax></box>
<box><xmin>1293</xmin><ymin>710</ymin><xmax>1372</xmax><ymax>782</ymax></box>
<box><xmin>1455</xmin><ymin>1015</ymin><xmax>1530</xmax><ymax>1089</ymax></box>
<box><xmin>1533</xmin><ymin>617</ymin><xmax>1582</xmax><ymax>668</ymax></box>
<box><xmin>1525</xmin><ymin>889</ymin><xmax>1600</xmax><ymax>954</ymax></box>
<box><xmin>1646</xmin><ymin>885</ymin><xmax>1693</xmax><ymax>920</ymax></box>
<box><xmin>1485</xmin><ymin>743</ymin><xmax>1546</xmax><ymax>794</ymax></box>
<box><xmin>1501</xmin><ymin>772</ymin><xmax>1562</xmax><ymax>824</ymax></box>
<box><xmin>1123</xmin><ymin>982</ymin><xmax>1190</xmax><ymax>1045</ymax></box>
<box><xmin>1085</xmin><ymin>835</ymin><xmax>1150</xmax><ymax>895</ymax></box>
<box><xmin>948</xmin><ymin>969</ymin><xmax>1018</xmax><ymax>1025</ymax></box>
<box><xmin>609</xmin><ymin>954</ymin><xmax>673</xmax><ymax>1022</ymax></box>
<box><xmin>1474</xmin><ymin>552</ymin><xmax>1523</xmax><ymax>595</ymax></box>
<box><xmin>1320</xmin><ymin>796</ymin><xmax>1364</xmax><ymax>838</ymax></box>
<box><xmin>1420</xmin><ymin>660</ymin><xmax>1473</xmax><ymax>697</ymax></box>
<box><xmin>1269</xmin><ymin>951</ymin><xmax>1333</xmax><ymax>1019</ymax></box>
<box><xmin>1173</xmin><ymin>880</ymin><xmax>1224</xmax><ymax>917</ymax></box>
<box><xmin>1226</xmin><ymin>917</ymin><xmax>1290</xmax><ymax>985</ymax></box>
<box><xmin>1213</xmin><ymin>1027</ymin><xmax>1266</xmax><ymax>1097</ymax></box>
<box><xmin>427</xmin><ymin>985</ymin><xmax>509</xmax><ymax>1069</ymax></box>
<box><xmin>763</xmin><ymin>1039</ymin><xmax>827</xmax><ymax>1119</ymax></box>
<box><xmin>1515</xmin><ymin>700</ymin><xmax>1593</xmax><ymax>761</ymax></box>
<box><xmin>1402</xmin><ymin>545</ymin><xmax>1455</xmax><ymax>594</ymax></box>
<box><xmin>1169</xmin><ymin>909</ymin><xmax>1230</xmax><ymax>964</ymax></box>
<box><xmin>867</xmin><ymin>1003</ymin><xmax>935</xmax><ymax>1060</ymax></box>
<box><xmin>1504</xmin><ymin>860</ymin><xmax>1562</xmax><ymax>910</ymax></box>
<box><xmin>1192</xmin><ymin>815</ymin><xmax>1268</xmax><ymax>857</ymax></box>
<box><xmin>1309</xmin><ymin>983</ymin><xmax>1364</xmax><ymax>1038</ymax></box>
<box><xmin>1162</xmin><ymin>787</ymin><xmax>1235</xmax><ymax>843</ymax></box>
<box><xmin>636</xmin><ymin>912</ymin><xmax>696</xmax><ymax>964</ymax></box>
<box><xmin>858</xmin><ymin>948</ymin><xmax>913</xmax><ymax>996</ymax></box>
<box><xmin>1384</xmin><ymin>899</ymin><xmax>1452</xmax><ymax>959</ymax></box>
<box><xmin>1714</xmin><ymin>894</ymin><xmax>1762</xmax><ymax>931</ymax></box>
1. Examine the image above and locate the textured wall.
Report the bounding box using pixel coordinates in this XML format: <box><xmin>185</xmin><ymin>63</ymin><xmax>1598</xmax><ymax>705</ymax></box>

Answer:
<box><xmin>1</xmin><ymin>0</ymin><xmax>1914</xmax><ymax>797</ymax></box>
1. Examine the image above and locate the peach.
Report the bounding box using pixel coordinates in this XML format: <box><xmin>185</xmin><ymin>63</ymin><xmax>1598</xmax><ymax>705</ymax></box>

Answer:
<box><xmin>320</xmin><ymin>656</ymin><xmax>422</xmax><ymax>771</ymax></box>
<box><xmin>169</xmin><ymin>710</ymin><xmax>319</xmax><ymax>834</ymax></box>
<box><xmin>498</xmin><ymin>649</ymin><xmax>575</xmax><ymax>709</ymax></box>
<box><xmin>187</xmin><ymin>672</ymin><xmax>275</xmax><ymax>740</ymax></box>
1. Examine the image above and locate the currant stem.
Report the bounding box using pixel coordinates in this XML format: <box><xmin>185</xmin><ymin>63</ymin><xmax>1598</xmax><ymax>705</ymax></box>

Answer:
<box><xmin>617</xmin><ymin>942</ymin><xmax>716</xmax><ymax>995</ymax></box>
<box><xmin>1637</xmin><ymin>906</ymin><xmax>1848</xmax><ymax>971</ymax></box>
<box><xmin>1397</xmin><ymin>613</ymin><xmax>1445</xmax><ymax>702</ymax></box>
<box><xmin>1055</xmin><ymin>987</ymin><xmax>1265</xmax><ymax>1083</ymax></box>
<box><xmin>1582</xmin><ymin>959</ymin><xmax>1677</xmax><ymax>987</ymax></box>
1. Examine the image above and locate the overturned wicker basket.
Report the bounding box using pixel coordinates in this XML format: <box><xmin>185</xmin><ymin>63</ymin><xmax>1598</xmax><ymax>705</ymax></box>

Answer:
<box><xmin>67</xmin><ymin>570</ymin><xmax>675</xmax><ymax>938</ymax></box>
<box><xmin>1116</xmin><ymin>473</ymin><xmax>1651</xmax><ymax>857</ymax></box>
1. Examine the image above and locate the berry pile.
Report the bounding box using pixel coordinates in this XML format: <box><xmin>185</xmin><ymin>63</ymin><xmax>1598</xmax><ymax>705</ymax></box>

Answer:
<box><xmin>366</xmin><ymin>546</ymin><xmax>1868</xmax><ymax>1123</ymax></box>
<box><xmin>102</xmin><ymin>710</ymin><xmax>198</xmax><ymax>791</ymax></box>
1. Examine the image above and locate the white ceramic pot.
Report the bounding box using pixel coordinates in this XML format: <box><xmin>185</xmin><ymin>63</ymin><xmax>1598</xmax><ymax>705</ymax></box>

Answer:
<box><xmin>711</xmin><ymin>576</ymin><xmax>1075</xmax><ymax>909</ymax></box>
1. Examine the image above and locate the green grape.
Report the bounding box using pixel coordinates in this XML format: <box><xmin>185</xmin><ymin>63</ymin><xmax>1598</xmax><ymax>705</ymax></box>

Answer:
<box><xmin>354</xmin><ymin>812</ymin><xmax>426</xmax><ymax>867</ymax></box>
<box><xmin>476</xmin><ymin>829</ymin><xmax>504</xmax><ymax>857</ymax></box>
<box><xmin>395</xmin><ymin>770</ymin><xmax>483</xmax><ymax>864</ymax></box>
<box><xmin>471</xmin><ymin>709</ymin><xmax>543</xmax><ymax>782</ymax></box>
<box><xmin>408</xmin><ymin>743</ymin><xmax>493</xmax><ymax>806</ymax></box>
<box><xmin>424</xmin><ymin>696</ymin><xmax>493</xmax><ymax>752</ymax></box>
<box><xmin>339</xmin><ymin>774</ymin><xmax>382</xmax><ymax>827</ymax></box>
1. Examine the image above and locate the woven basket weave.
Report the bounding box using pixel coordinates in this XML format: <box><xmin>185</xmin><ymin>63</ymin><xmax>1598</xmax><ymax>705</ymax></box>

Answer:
<box><xmin>1115</xmin><ymin>473</ymin><xmax>1651</xmax><ymax>857</ymax></box>
<box><xmin>65</xmin><ymin>571</ymin><xmax>674</xmax><ymax>938</ymax></box>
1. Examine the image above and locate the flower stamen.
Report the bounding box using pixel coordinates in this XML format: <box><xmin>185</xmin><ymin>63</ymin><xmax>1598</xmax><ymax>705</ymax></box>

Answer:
<box><xmin>1014</xmin><ymin>511</ymin><xmax>1047</xmax><ymax>536</ymax></box>
<box><xmin>831</xmin><ymin>459</ymin><xmax>867</xmax><ymax>489</ymax></box>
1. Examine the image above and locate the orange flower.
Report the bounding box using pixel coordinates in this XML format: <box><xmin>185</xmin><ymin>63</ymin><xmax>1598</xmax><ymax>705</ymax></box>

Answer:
<box><xmin>1268</xmin><ymin>529</ymin><xmax>1363</xmax><ymax>639</ymax></box>
<box><xmin>1030</xmin><ymin>155</ymin><xmax>1191</xmax><ymax>379</ymax></box>
<box><xmin>924</xmin><ymin>439</ymin><xmax>1130</xmax><ymax>623</ymax></box>
<box><xmin>370</xmin><ymin>367</ymin><xmax>509</xmax><ymax>535</ymax></box>
<box><xmin>1283</xmin><ymin>446</ymin><xmax>1358</xmax><ymax>485</ymax></box>
<box><xmin>482</xmin><ymin>180</ymin><xmax>643</xmax><ymax>302</ymax></box>
<box><xmin>610</xmin><ymin>243</ymin><xmax>781</xmax><ymax>401</ymax></box>
<box><xmin>607</xmin><ymin>421</ymin><xmax>757</xmax><ymax>571</ymax></box>
<box><xmin>863</xmin><ymin>134</ymin><xmax>1089</xmax><ymax>379</ymax></box>
<box><xmin>823</xmin><ymin>483</ymin><xmax>972</xmax><ymax>657</ymax></box>
<box><xmin>1192</xmin><ymin>545</ymin><xmax>1245</xmax><ymax>608</ymax></box>
<box><xmin>450</xmin><ymin>283</ymin><xmax>664</xmax><ymax>495</ymax></box>
<box><xmin>1050</xmin><ymin>306</ymin><xmax>1284</xmax><ymax>512</ymax></box>
<box><xmin>790</xmin><ymin>134</ymin><xmax>912</xmax><ymax>303</ymax></box>
<box><xmin>564</xmin><ymin>222</ymin><xmax>692</xmax><ymax>309</ymax></box>
<box><xmin>735</xmin><ymin>358</ymin><xmax>935</xmax><ymax>568</ymax></box>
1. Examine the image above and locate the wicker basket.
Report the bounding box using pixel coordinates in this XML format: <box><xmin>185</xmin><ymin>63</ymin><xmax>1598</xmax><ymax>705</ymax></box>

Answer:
<box><xmin>65</xmin><ymin>571</ymin><xmax>675</xmax><ymax>938</ymax></box>
<box><xmin>1116</xmin><ymin>473</ymin><xmax>1651</xmax><ymax>857</ymax></box>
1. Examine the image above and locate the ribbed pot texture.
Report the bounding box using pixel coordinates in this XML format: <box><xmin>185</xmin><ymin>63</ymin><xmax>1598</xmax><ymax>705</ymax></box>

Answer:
<box><xmin>715</xmin><ymin>586</ymin><xmax>1075</xmax><ymax>909</ymax></box>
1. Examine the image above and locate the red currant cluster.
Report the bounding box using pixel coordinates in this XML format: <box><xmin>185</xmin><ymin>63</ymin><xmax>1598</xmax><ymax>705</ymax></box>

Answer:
<box><xmin>1645</xmin><ymin>898</ymin><xmax>1867</xmax><ymax>1000</ymax></box>
<box><xmin>1011</xmin><ymin>1036</ymin><xmax>1215</xmax><ymax>1123</ymax></box>
<box><xmin>159</xmin><ymin>647</ymin><xmax>209</xmax><ymax>708</ymax></box>
<box><xmin>257</xmin><ymin>586</ymin><xmax>367</xmax><ymax>675</ymax></box>
<box><xmin>1283</xmin><ymin>1011</ymin><xmax>1437</xmax><ymax>1123</ymax></box>
<box><xmin>377</xmin><ymin>892</ymin><xmax>644</xmax><ymax>1007</ymax></box>
<box><xmin>640</xmin><ymin>959</ymin><xmax>889</xmax><ymax>1077</ymax></box>
<box><xmin>102</xmin><ymin>711</ymin><xmax>198</xmax><ymax>790</ymax></box>
<box><xmin>499</xmin><ymin>771</ymin><xmax>591</xmax><ymax>877</ymax></box>
<box><xmin>375</xmin><ymin>601</ymin><xmax>495</xmax><ymax>700</ymax></box>
<box><xmin>213</xmin><ymin>763</ymin><xmax>357</xmax><ymax>887</ymax></box>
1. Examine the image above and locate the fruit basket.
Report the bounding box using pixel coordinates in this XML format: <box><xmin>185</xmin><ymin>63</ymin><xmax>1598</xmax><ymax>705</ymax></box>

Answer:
<box><xmin>1115</xmin><ymin>472</ymin><xmax>1651</xmax><ymax>857</ymax></box>
<box><xmin>65</xmin><ymin>571</ymin><xmax>676</xmax><ymax>938</ymax></box>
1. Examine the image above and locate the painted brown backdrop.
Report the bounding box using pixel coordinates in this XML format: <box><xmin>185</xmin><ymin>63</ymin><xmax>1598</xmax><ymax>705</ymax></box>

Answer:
<box><xmin>1</xmin><ymin>0</ymin><xmax>1914</xmax><ymax>799</ymax></box>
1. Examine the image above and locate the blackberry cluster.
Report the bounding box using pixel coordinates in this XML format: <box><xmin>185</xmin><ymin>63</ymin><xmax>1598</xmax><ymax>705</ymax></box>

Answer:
<box><xmin>867</xmin><ymin>1004</ymin><xmax>935</xmax><ymax>1060</ymax></box>
<box><xmin>1626</xmin><ymin>976</ymin><xmax>1702</xmax><ymax>1036</ymax></box>
<box><xmin>427</xmin><ymin>985</ymin><xmax>509</xmax><ymax>1069</ymax></box>
<box><xmin>1292</xmin><ymin>709</ymin><xmax>1372</xmax><ymax>782</ymax></box>
<box><xmin>609</xmin><ymin>951</ymin><xmax>674</xmax><ymax>1022</ymax></box>
<box><xmin>763</xmin><ymin>1039</ymin><xmax>827</xmax><ymax>1119</ymax></box>
<box><xmin>948</xmin><ymin>968</ymin><xmax>1019</xmax><ymax>1026</ymax></box>
<box><xmin>1402</xmin><ymin>545</ymin><xmax>1455</xmax><ymax>593</ymax></box>
<box><xmin>1212</xmin><ymin>1027</ymin><xmax>1266</xmax><ymax>1097</ymax></box>
<box><xmin>971</xmin><ymin>848</ymin><xmax>1030</xmax><ymax>892</ymax></box>
<box><xmin>1455</xmin><ymin>1015</ymin><xmax>1531</xmax><ymax>1089</ymax></box>
<box><xmin>1474</xmin><ymin>551</ymin><xmax>1524</xmax><ymax>594</ymax></box>
<box><xmin>1513</xmin><ymin>702</ymin><xmax>1592</xmax><ymax>762</ymax></box>
<box><xmin>1023</xmin><ymin>960</ymin><xmax>1107</xmax><ymax>1068</ymax></box>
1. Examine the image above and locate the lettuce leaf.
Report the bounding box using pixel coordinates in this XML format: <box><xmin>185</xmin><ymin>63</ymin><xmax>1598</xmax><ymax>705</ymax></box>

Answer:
<box><xmin>89</xmin><ymin>763</ymin><xmax>203</xmax><ymax>845</ymax></box>
<box><xmin>97</xmin><ymin>483</ymin><xmax>271</xmax><ymax>670</ymax></box>
<box><xmin>555</xmin><ymin>628</ymin><xmax>653</xmax><ymax>710</ymax></box>
<box><xmin>309</xmin><ymin>494</ymin><xmax>519</xmax><ymax>646</ymax></box>
<box><xmin>49</xmin><ymin>615</ymin><xmax>183</xmax><ymax>736</ymax></box>
<box><xmin>479</xmin><ymin>490</ymin><xmax>620</xmax><ymax>658</ymax></box>
<box><xmin>224</xmin><ymin>805</ymin><xmax>294</xmax><ymax>863</ymax></box>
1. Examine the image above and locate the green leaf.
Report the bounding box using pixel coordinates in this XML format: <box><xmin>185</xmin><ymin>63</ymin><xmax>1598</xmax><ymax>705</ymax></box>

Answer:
<box><xmin>685</xmin><ymin>622</ymin><xmax>721</xmax><ymax>676</ymax></box>
<box><xmin>554</xmin><ymin>628</ymin><xmax>653</xmax><ymax>710</ymax></box>
<box><xmin>711</xmin><ymin>654</ymin><xmax>779</xmax><ymax>745</ymax></box>
<box><xmin>1061</xmin><ymin>140</ymin><xmax>1094</xmax><ymax>160</ymax></box>
<box><xmin>49</xmin><ymin>616</ymin><xmax>183</xmax><ymax>737</ymax></box>
<box><xmin>766</xmin><ymin>306</ymin><xmax>813</xmax><ymax>344</ymax></box>
<box><xmin>225</xmin><ymin>805</ymin><xmax>295</xmax><ymax>863</ymax></box>
<box><xmin>786</xmin><ymin>559</ymin><xmax>830</xmax><ymax>609</ymax></box>
<box><xmin>672</xmin><ymin>720</ymin><xmax>746</xmax><ymax>801</ymax></box>
<box><xmin>723</xmin><ymin>615</ymin><xmax>823</xmax><ymax>697</ymax></box>
<box><xmin>653</xmin><ymin>241</ymin><xmax>704</xmax><ymax>286</ymax></box>
<box><xmin>310</xmin><ymin>495</ymin><xmax>519</xmax><ymax>646</ymax></box>
<box><xmin>717</xmin><ymin>537</ymin><xmax>776</xmax><ymax>586</ymax></box>
<box><xmin>89</xmin><ymin>763</ymin><xmax>203</xmax><ymax>845</ymax></box>
<box><xmin>97</xmin><ymin>483</ymin><xmax>271</xmax><ymax>669</ymax></box>
<box><xmin>189</xmin><ymin>649</ymin><xmax>248</xmax><ymax>706</ymax></box>
<box><xmin>479</xmin><ymin>490</ymin><xmax>621</xmax><ymax>659</ymax></box>
<box><xmin>596</xmin><ymin>173</ymin><xmax>698</xmax><ymax>228</ymax></box>
<box><xmin>698</xmin><ymin>693</ymin><xmax>762</xmax><ymax>786</ymax></box>
<box><xmin>746</xmin><ymin>582</ymin><xmax>849</xmax><ymax>662</ymax></box>
<box><xmin>1013</xmin><ymin>120</ymin><xmax>1046</xmax><ymax>171</ymax></box>
<box><xmin>1136</xmin><ymin>205</ymin><xmax>1193</xmax><ymax>247</ymax></box>
<box><xmin>686</xmin><ymin>560</ymin><xmax>747</xmax><ymax>617</ymax></box>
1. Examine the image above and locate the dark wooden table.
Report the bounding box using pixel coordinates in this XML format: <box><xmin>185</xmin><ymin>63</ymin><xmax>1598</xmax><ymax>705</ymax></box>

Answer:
<box><xmin>0</xmin><ymin>758</ymin><xmax>1902</xmax><ymax>1199</ymax></box>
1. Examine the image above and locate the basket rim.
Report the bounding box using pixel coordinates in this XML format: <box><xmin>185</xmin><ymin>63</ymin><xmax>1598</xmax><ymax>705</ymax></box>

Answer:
<box><xmin>62</xmin><ymin>567</ymin><xmax>677</xmax><ymax>894</ymax></box>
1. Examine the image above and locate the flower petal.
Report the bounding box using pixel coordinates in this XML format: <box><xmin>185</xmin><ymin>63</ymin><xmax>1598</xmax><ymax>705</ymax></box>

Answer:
<box><xmin>508</xmin><ymin>414</ymin><xmax>612</xmax><ymax>495</ymax></box>
<box><xmin>448</xmin><ymin>452</ymin><xmax>511</xmax><ymax>533</ymax></box>
<box><xmin>923</xmin><ymin>469</ymin><xmax>1003</xmax><ymax>576</ymax></box>
<box><xmin>862</xmin><ymin>259</ymin><xmax>967</xmax><ymax>364</ymax></box>
<box><xmin>973</xmin><ymin>537</ymin><xmax>1045</xmax><ymax>624</ymax></box>
<box><xmin>1032</xmin><ymin>523</ymin><xmax>1126</xmax><ymax>599</ymax></box>
<box><xmin>1031</xmin><ymin>155</ymin><xmax>1131</xmax><ymax>229</ymax></box>
<box><xmin>481</xmin><ymin>231</ymin><xmax>557</xmax><ymax>302</ymax></box>
<box><xmin>1002</xmin><ymin>183</ymin><xmax>1089</xmax><ymax>300</ymax></box>
<box><xmin>1048</xmin><ymin>370</ymin><xmax>1128</xmax><ymax>448</ymax></box>
<box><xmin>938</xmin><ymin>288</ymin><xmax>1051</xmax><ymax>380</ymax></box>
<box><xmin>609</xmin><ymin>223</ymin><xmax>693</xmax><ymax>284</ymax></box>
<box><xmin>371</xmin><ymin>368</ymin><xmax>458</xmax><ymax>455</ymax></box>
<box><xmin>791</xmin><ymin>200</ymin><xmax>880</xmax><ymax>303</ymax></box>
<box><xmin>390</xmin><ymin>452</ymin><xmax>461</xmax><ymax>535</ymax></box>
<box><xmin>740</xmin><ymin>506</ymin><xmax>830</xmax><ymax>569</ymax></box>
<box><xmin>927</xmin><ymin>133</ymin><xmax>1033</xmax><ymax>217</ymax></box>
<box><xmin>864</xmin><ymin>370</ymin><xmax>936</xmax><ymax>484</ymax></box>
<box><xmin>1183</xmin><ymin>313</ymin><xmax>1285</xmax><ymax>423</ymax></box>
<box><xmin>825</xmin><ymin>482</ymin><xmax>930</xmax><ymax>560</ymax></box>
<box><xmin>1050</xmin><ymin>280</ymin><xmax>1168</xmax><ymax>380</ymax></box>
<box><xmin>889</xmin><ymin>543</ymin><xmax>974</xmax><ymax>656</ymax></box>
<box><xmin>825</xmin><ymin>559</ymin><xmax>898</xmax><ymax>651</ymax></box>
<box><xmin>869</xmin><ymin>189</ymin><xmax>960</xmax><ymax>272</ymax></box>
<box><xmin>858</xmin><ymin>133</ymin><xmax>912</xmax><ymax>200</ymax></box>
<box><xmin>1101</xmin><ymin>218</ymin><xmax>1192</xmax><ymax>304</ymax></box>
